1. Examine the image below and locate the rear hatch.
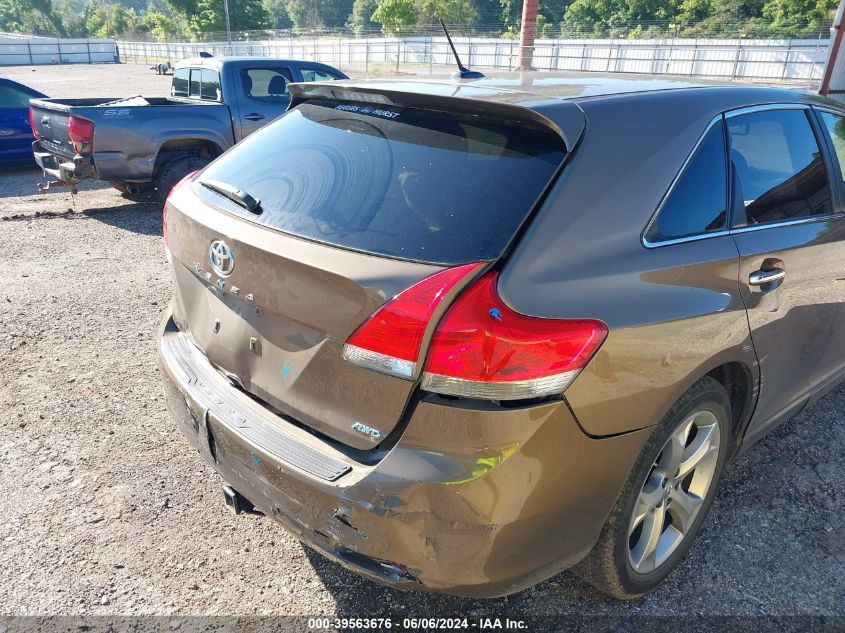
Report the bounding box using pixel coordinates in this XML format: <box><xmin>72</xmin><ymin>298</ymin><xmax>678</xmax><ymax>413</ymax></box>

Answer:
<box><xmin>29</xmin><ymin>99</ymin><xmax>75</xmax><ymax>160</ymax></box>
<box><xmin>164</xmin><ymin>90</ymin><xmax>571</xmax><ymax>450</ymax></box>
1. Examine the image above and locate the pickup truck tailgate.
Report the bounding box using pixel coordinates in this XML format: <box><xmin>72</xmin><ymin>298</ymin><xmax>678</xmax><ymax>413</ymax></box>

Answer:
<box><xmin>29</xmin><ymin>100</ymin><xmax>74</xmax><ymax>160</ymax></box>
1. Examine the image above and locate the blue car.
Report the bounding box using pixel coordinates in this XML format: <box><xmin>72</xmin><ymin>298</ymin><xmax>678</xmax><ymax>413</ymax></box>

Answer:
<box><xmin>0</xmin><ymin>78</ymin><xmax>46</xmax><ymax>166</ymax></box>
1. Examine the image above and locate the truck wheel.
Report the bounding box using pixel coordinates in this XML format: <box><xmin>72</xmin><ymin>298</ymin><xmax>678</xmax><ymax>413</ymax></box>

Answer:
<box><xmin>156</xmin><ymin>154</ymin><xmax>208</xmax><ymax>204</ymax></box>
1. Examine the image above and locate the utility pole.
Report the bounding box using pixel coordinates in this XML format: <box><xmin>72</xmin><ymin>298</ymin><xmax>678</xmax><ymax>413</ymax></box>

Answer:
<box><xmin>820</xmin><ymin>0</ymin><xmax>845</xmax><ymax>95</ymax></box>
<box><xmin>223</xmin><ymin>0</ymin><xmax>232</xmax><ymax>45</ymax></box>
<box><xmin>518</xmin><ymin>0</ymin><xmax>538</xmax><ymax>70</ymax></box>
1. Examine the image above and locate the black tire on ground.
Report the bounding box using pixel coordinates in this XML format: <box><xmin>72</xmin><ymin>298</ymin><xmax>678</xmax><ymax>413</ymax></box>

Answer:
<box><xmin>573</xmin><ymin>375</ymin><xmax>732</xmax><ymax>599</ymax></box>
<box><xmin>155</xmin><ymin>154</ymin><xmax>208</xmax><ymax>204</ymax></box>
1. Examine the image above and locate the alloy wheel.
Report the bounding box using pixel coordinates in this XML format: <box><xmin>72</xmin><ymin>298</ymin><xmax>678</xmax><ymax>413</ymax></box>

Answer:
<box><xmin>627</xmin><ymin>410</ymin><xmax>722</xmax><ymax>574</ymax></box>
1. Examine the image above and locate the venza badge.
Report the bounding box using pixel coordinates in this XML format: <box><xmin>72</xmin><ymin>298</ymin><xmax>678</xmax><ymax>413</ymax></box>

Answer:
<box><xmin>209</xmin><ymin>240</ymin><xmax>234</xmax><ymax>277</ymax></box>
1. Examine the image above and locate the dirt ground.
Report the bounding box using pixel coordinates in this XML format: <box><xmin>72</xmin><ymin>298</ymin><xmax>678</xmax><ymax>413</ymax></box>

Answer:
<box><xmin>0</xmin><ymin>64</ymin><xmax>843</xmax><ymax>626</ymax></box>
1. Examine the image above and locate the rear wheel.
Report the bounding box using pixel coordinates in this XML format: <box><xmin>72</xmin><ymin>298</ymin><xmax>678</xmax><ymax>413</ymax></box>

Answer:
<box><xmin>155</xmin><ymin>153</ymin><xmax>208</xmax><ymax>204</ymax></box>
<box><xmin>574</xmin><ymin>376</ymin><xmax>731</xmax><ymax>599</ymax></box>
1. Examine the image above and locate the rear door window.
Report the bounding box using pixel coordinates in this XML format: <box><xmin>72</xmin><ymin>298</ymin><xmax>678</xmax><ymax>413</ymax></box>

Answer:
<box><xmin>200</xmin><ymin>69</ymin><xmax>220</xmax><ymax>101</ymax></box>
<box><xmin>728</xmin><ymin>109</ymin><xmax>831</xmax><ymax>226</ymax></box>
<box><xmin>300</xmin><ymin>68</ymin><xmax>342</xmax><ymax>82</ymax></box>
<box><xmin>817</xmin><ymin>110</ymin><xmax>845</xmax><ymax>185</ymax></box>
<box><xmin>241</xmin><ymin>68</ymin><xmax>293</xmax><ymax>101</ymax></box>
<box><xmin>189</xmin><ymin>69</ymin><xmax>202</xmax><ymax>99</ymax></box>
<box><xmin>196</xmin><ymin>100</ymin><xmax>566</xmax><ymax>265</ymax></box>
<box><xmin>171</xmin><ymin>68</ymin><xmax>189</xmax><ymax>97</ymax></box>
<box><xmin>0</xmin><ymin>84</ymin><xmax>39</xmax><ymax>108</ymax></box>
<box><xmin>646</xmin><ymin>120</ymin><xmax>728</xmax><ymax>243</ymax></box>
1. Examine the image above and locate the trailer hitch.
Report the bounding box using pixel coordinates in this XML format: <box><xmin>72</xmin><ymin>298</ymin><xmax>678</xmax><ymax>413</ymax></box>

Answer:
<box><xmin>37</xmin><ymin>179</ymin><xmax>78</xmax><ymax>195</ymax></box>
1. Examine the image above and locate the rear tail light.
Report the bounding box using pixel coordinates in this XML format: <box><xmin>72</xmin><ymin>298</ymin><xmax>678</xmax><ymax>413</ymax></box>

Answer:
<box><xmin>342</xmin><ymin>262</ymin><xmax>485</xmax><ymax>379</ymax></box>
<box><xmin>421</xmin><ymin>272</ymin><xmax>607</xmax><ymax>400</ymax></box>
<box><xmin>28</xmin><ymin>107</ymin><xmax>38</xmax><ymax>140</ymax></box>
<box><xmin>68</xmin><ymin>115</ymin><xmax>94</xmax><ymax>153</ymax></box>
<box><xmin>163</xmin><ymin>169</ymin><xmax>200</xmax><ymax>245</ymax></box>
<box><xmin>343</xmin><ymin>265</ymin><xmax>608</xmax><ymax>401</ymax></box>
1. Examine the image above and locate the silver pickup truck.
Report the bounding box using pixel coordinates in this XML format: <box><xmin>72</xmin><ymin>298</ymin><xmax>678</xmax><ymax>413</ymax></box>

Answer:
<box><xmin>30</xmin><ymin>55</ymin><xmax>347</xmax><ymax>201</ymax></box>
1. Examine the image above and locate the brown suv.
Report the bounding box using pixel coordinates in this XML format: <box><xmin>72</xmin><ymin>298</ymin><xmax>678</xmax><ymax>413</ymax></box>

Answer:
<box><xmin>159</xmin><ymin>73</ymin><xmax>845</xmax><ymax>599</ymax></box>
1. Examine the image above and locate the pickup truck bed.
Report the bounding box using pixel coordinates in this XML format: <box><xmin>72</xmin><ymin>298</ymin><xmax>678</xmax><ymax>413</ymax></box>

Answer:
<box><xmin>31</xmin><ymin>96</ymin><xmax>233</xmax><ymax>184</ymax></box>
<box><xmin>30</xmin><ymin>56</ymin><xmax>347</xmax><ymax>201</ymax></box>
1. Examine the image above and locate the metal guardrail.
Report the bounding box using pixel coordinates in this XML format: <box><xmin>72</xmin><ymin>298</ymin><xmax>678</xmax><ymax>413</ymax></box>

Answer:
<box><xmin>117</xmin><ymin>35</ymin><xmax>829</xmax><ymax>86</ymax></box>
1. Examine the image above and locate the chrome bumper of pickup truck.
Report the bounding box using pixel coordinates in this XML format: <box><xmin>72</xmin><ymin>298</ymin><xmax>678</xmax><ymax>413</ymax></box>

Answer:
<box><xmin>32</xmin><ymin>141</ymin><xmax>93</xmax><ymax>182</ymax></box>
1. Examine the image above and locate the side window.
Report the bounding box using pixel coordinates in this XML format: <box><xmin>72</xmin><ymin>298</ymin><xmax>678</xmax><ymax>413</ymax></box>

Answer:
<box><xmin>0</xmin><ymin>85</ymin><xmax>36</xmax><ymax>108</ymax></box>
<box><xmin>171</xmin><ymin>68</ymin><xmax>189</xmax><ymax>97</ymax></box>
<box><xmin>728</xmin><ymin>109</ymin><xmax>831</xmax><ymax>226</ymax></box>
<box><xmin>646</xmin><ymin>120</ymin><xmax>727</xmax><ymax>243</ymax></box>
<box><xmin>300</xmin><ymin>68</ymin><xmax>340</xmax><ymax>82</ymax></box>
<box><xmin>200</xmin><ymin>69</ymin><xmax>221</xmax><ymax>101</ymax></box>
<box><xmin>189</xmin><ymin>69</ymin><xmax>202</xmax><ymax>98</ymax></box>
<box><xmin>818</xmin><ymin>110</ymin><xmax>845</xmax><ymax>185</ymax></box>
<box><xmin>241</xmin><ymin>68</ymin><xmax>293</xmax><ymax>101</ymax></box>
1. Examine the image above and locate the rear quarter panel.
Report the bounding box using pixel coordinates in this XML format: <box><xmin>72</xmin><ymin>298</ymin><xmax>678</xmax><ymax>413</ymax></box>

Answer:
<box><xmin>497</xmin><ymin>89</ymin><xmax>773</xmax><ymax>437</ymax></box>
<box><xmin>94</xmin><ymin>103</ymin><xmax>234</xmax><ymax>180</ymax></box>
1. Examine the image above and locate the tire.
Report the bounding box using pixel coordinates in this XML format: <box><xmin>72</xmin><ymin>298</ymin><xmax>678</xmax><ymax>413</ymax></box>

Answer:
<box><xmin>155</xmin><ymin>153</ymin><xmax>208</xmax><ymax>204</ymax></box>
<box><xmin>573</xmin><ymin>375</ymin><xmax>732</xmax><ymax>599</ymax></box>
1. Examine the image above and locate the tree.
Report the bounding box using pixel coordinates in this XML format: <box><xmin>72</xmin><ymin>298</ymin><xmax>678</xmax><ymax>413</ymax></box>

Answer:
<box><xmin>347</xmin><ymin>0</ymin><xmax>378</xmax><ymax>35</ymax></box>
<box><xmin>371</xmin><ymin>0</ymin><xmax>416</xmax><ymax>34</ymax></box>
<box><xmin>418</xmin><ymin>0</ymin><xmax>477</xmax><ymax>24</ymax></box>
<box><xmin>137</xmin><ymin>9</ymin><xmax>189</xmax><ymax>39</ymax></box>
<box><xmin>30</xmin><ymin>0</ymin><xmax>67</xmax><ymax>34</ymax></box>
<box><xmin>499</xmin><ymin>0</ymin><xmax>520</xmax><ymax>32</ymax></box>
<box><xmin>166</xmin><ymin>0</ymin><xmax>270</xmax><ymax>32</ymax></box>
<box><xmin>0</xmin><ymin>0</ymin><xmax>67</xmax><ymax>36</ymax></box>
<box><xmin>284</xmin><ymin>0</ymin><xmax>321</xmax><ymax>28</ymax></box>
<box><xmin>762</xmin><ymin>0</ymin><xmax>836</xmax><ymax>35</ymax></box>
<box><xmin>263</xmin><ymin>0</ymin><xmax>293</xmax><ymax>28</ymax></box>
<box><xmin>322</xmin><ymin>0</ymin><xmax>355</xmax><ymax>25</ymax></box>
<box><xmin>84</xmin><ymin>2</ymin><xmax>138</xmax><ymax>38</ymax></box>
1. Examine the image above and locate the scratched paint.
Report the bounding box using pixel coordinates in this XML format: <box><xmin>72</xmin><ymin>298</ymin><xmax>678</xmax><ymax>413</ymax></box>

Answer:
<box><xmin>281</xmin><ymin>362</ymin><xmax>292</xmax><ymax>380</ymax></box>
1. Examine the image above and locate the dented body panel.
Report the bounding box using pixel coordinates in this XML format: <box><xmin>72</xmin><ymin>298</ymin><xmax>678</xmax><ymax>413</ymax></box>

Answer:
<box><xmin>158</xmin><ymin>73</ymin><xmax>845</xmax><ymax>596</ymax></box>
<box><xmin>160</xmin><ymin>316</ymin><xmax>650</xmax><ymax>596</ymax></box>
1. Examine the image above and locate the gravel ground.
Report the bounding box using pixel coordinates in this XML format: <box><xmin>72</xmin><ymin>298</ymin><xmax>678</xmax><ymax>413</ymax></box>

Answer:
<box><xmin>0</xmin><ymin>64</ymin><xmax>843</xmax><ymax>626</ymax></box>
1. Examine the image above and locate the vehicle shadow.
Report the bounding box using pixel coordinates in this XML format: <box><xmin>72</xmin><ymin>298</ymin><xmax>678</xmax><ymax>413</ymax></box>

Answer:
<box><xmin>1</xmin><ymin>201</ymin><xmax>163</xmax><ymax>237</ymax></box>
<box><xmin>82</xmin><ymin>201</ymin><xmax>162</xmax><ymax>237</ymax></box>
<box><xmin>0</xmin><ymin>164</ymin><xmax>108</xmax><ymax>198</ymax></box>
<box><xmin>302</xmin><ymin>545</ymin><xmax>607</xmax><ymax>620</ymax></box>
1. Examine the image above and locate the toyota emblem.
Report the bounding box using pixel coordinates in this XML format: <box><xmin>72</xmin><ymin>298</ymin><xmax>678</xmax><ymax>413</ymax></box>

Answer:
<box><xmin>209</xmin><ymin>240</ymin><xmax>234</xmax><ymax>277</ymax></box>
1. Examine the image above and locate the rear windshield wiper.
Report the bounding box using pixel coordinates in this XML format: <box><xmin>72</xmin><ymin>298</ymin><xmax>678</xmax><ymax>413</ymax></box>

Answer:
<box><xmin>200</xmin><ymin>179</ymin><xmax>262</xmax><ymax>214</ymax></box>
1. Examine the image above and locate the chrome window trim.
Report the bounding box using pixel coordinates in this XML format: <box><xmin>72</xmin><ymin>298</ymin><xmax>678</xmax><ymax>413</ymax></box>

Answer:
<box><xmin>730</xmin><ymin>212</ymin><xmax>845</xmax><ymax>235</ymax></box>
<box><xmin>642</xmin><ymin>230</ymin><xmax>731</xmax><ymax>248</ymax></box>
<box><xmin>811</xmin><ymin>104</ymin><xmax>845</xmax><ymax>118</ymax></box>
<box><xmin>644</xmin><ymin>102</ymin><xmax>841</xmax><ymax>249</ymax></box>
<box><xmin>723</xmin><ymin>102</ymin><xmax>811</xmax><ymax>118</ymax></box>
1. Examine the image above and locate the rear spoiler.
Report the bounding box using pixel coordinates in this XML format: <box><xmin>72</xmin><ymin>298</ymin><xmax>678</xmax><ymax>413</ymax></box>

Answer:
<box><xmin>287</xmin><ymin>80</ymin><xmax>586</xmax><ymax>152</ymax></box>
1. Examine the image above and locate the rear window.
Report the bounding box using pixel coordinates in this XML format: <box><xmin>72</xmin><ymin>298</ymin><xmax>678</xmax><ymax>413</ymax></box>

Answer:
<box><xmin>172</xmin><ymin>68</ymin><xmax>189</xmax><ymax>97</ymax></box>
<box><xmin>196</xmin><ymin>99</ymin><xmax>566</xmax><ymax>265</ymax></box>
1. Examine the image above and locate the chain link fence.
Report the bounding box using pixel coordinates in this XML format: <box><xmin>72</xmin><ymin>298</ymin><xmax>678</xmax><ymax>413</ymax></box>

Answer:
<box><xmin>117</xmin><ymin>30</ymin><xmax>829</xmax><ymax>86</ymax></box>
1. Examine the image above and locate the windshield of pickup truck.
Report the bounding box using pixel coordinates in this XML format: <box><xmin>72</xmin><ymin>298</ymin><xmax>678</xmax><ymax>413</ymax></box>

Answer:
<box><xmin>195</xmin><ymin>98</ymin><xmax>566</xmax><ymax>265</ymax></box>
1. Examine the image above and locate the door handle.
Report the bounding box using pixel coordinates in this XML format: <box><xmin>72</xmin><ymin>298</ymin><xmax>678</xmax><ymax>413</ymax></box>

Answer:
<box><xmin>749</xmin><ymin>268</ymin><xmax>786</xmax><ymax>286</ymax></box>
<box><xmin>244</xmin><ymin>113</ymin><xmax>265</xmax><ymax>121</ymax></box>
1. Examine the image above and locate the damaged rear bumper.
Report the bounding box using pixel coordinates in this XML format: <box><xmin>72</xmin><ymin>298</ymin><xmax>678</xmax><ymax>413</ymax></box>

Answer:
<box><xmin>32</xmin><ymin>141</ymin><xmax>94</xmax><ymax>182</ymax></box>
<box><xmin>159</xmin><ymin>312</ymin><xmax>653</xmax><ymax>597</ymax></box>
